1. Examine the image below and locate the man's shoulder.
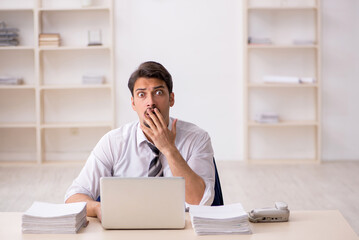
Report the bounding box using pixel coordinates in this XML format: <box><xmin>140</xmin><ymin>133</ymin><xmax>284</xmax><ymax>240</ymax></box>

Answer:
<box><xmin>175</xmin><ymin>119</ymin><xmax>213</xmax><ymax>151</ymax></box>
<box><xmin>176</xmin><ymin>119</ymin><xmax>209</xmax><ymax>137</ymax></box>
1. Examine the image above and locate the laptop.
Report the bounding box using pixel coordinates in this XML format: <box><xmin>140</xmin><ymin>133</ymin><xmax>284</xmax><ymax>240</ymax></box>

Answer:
<box><xmin>100</xmin><ymin>177</ymin><xmax>185</xmax><ymax>229</ymax></box>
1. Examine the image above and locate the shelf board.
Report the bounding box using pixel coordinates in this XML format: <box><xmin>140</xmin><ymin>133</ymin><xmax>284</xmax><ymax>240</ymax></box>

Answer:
<box><xmin>248</xmin><ymin>6</ymin><xmax>317</xmax><ymax>11</ymax></box>
<box><xmin>0</xmin><ymin>161</ymin><xmax>39</xmax><ymax>165</ymax></box>
<box><xmin>39</xmin><ymin>6</ymin><xmax>110</xmax><ymax>12</ymax></box>
<box><xmin>0</xmin><ymin>123</ymin><xmax>36</xmax><ymax>128</ymax></box>
<box><xmin>0</xmin><ymin>8</ymin><xmax>34</xmax><ymax>12</ymax></box>
<box><xmin>248</xmin><ymin>83</ymin><xmax>318</xmax><ymax>88</ymax></box>
<box><xmin>247</xmin><ymin>44</ymin><xmax>318</xmax><ymax>49</ymax></box>
<box><xmin>40</xmin><ymin>84</ymin><xmax>111</xmax><ymax>90</ymax></box>
<box><xmin>39</xmin><ymin>46</ymin><xmax>110</xmax><ymax>51</ymax></box>
<box><xmin>248</xmin><ymin>121</ymin><xmax>318</xmax><ymax>127</ymax></box>
<box><xmin>41</xmin><ymin>122</ymin><xmax>113</xmax><ymax>129</ymax></box>
<box><xmin>0</xmin><ymin>46</ymin><xmax>34</xmax><ymax>51</ymax></box>
<box><xmin>0</xmin><ymin>85</ymin><xmax>36</xmax><ymax>90</ymax></box>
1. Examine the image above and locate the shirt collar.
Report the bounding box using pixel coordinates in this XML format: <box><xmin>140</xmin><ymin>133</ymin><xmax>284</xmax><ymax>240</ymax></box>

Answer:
<box><xmin>136</xmin><ymin>117</ymin><xmax>173</xmax><ymax>148</ymax></box>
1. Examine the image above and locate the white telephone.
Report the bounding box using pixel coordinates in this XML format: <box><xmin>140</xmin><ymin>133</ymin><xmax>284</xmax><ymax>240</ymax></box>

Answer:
<box><xmin>248</xmin><ymin>202</ymin><xmax>290</xmax><ymax>223</ymax></box>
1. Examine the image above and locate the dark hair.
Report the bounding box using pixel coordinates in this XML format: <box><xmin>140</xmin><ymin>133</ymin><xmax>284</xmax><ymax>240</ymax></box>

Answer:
<box><xmin>128</xmin><ymin>61</ymin><xmax>173</xmax><ymax>96</ymax></box>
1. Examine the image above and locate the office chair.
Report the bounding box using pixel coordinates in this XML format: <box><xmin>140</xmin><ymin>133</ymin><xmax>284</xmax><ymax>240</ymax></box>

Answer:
<box><xmin>211</xmin><ymin>157</ymin><xmax>224</xmax><ymax>206</ymax></box>
<box><xmin>96</xmin><ymin>157</ymin><xmax>224</xmax><ymax>206</ymax></box>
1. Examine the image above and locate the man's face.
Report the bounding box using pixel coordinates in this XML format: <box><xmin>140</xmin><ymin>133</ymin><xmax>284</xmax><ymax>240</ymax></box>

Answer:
<box><xmin>131</xmin><ymin>77</ymin><xmax>174</xmax><ymax>127</ymax></box>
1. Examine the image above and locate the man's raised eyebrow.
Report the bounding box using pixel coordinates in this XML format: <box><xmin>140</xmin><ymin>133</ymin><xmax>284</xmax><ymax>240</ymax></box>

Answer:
<box><xmin>135</xmin><ymin>85</ymin><xmax>165</xmax><ymax>92</ymax></box>
<box><xmin>153</xmin><ymin>85</ymin><xmax>165</xmax><ymax>90</ymax></box>
<box><xmin>135</xmin><ymin>88</ymin><xmax>146</xmax><ymax>92</ymax></box>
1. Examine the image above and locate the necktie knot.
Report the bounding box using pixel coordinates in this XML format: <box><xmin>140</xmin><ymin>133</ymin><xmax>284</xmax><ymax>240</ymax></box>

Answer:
<box><xmin>147</xmin><ymin>142</ymin><xmax>160</xmax><ymax>156</ymax></box>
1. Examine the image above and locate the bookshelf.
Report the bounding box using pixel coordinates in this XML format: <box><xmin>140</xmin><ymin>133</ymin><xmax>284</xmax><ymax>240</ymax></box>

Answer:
<box><xmin>243</xmin><ymin>0</ymin><xmax>321</xmax><ymax>163</ymax></box>
<box><xmin>0</xmin><ymin>0</ymin><xmax>114</xmax><ymax>163</ymax></box>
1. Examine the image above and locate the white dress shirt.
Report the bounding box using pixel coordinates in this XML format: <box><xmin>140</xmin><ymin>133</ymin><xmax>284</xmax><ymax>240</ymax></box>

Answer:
<box><xmin>64</xmin><ymin>118</ymin><xmax>215</xmax><ymax>205</ymax></box>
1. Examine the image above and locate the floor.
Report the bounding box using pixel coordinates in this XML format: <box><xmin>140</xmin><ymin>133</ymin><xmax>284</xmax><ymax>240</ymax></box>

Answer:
<box><xmin>0</xmin><ymin>161</ymin><xmax>358</xmax><ymax>235</ymax></box>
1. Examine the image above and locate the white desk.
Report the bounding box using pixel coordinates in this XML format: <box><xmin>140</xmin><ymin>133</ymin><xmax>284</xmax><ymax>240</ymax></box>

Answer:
<box><xmin>0</xmin><ymin>211</ymin><xmax>358</xmax><ymax>240</ymax></box>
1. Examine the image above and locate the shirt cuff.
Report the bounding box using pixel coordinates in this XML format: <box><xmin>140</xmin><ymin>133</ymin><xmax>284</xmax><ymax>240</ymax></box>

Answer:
<box><xmin>64</xmin><ymin>184</ymin><xmax>95</xmax><ymax>203</ymax></box>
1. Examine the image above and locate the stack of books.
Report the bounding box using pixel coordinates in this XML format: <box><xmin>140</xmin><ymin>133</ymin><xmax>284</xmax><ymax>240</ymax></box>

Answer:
<box><xmin>189</xmin><ymin>203</ymin><xmax>252</xmax><ymax>235</ymax></box>
<box><xmin>39</xmin><ymin>33</ymin><xmax>61</xmax><ymax>47</ymax></box>
<box><xmin>254</xmin><ymin>113</ymin><xmax>279</xmax><ymax>123</ymax></box>
<box><xmin>0</xmin><ymin>76</ymin><xmax>23</xmax><ymax>85</ymax></box>
<box><xmin>0</xmin><ymin>21</ymin><xmax>19</xmax><ymax>46</ymax></box>
<box><xmin>22</xmin><ymin>201</ymin><xmax>87</xmax><ymax>234</ymax></box>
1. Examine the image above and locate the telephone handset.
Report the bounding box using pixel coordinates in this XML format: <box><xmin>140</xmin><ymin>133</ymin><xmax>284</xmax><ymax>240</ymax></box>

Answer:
<box><xmin>248</xmin><ymin>202</ymin><xmax>290</xmax><ymax>223</ymax></box>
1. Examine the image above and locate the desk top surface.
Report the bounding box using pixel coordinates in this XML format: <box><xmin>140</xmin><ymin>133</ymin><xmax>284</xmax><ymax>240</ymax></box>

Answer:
<box><xmin>0</xmin><ymin>210</ymin><xmax>358</xmax><ymax>240</ymax></box>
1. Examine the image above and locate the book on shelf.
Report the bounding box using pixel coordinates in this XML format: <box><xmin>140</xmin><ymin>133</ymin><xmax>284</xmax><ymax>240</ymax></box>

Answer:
<box><xmin>0</xmin><ymin>76</ymin><xmax>23</xmax><ymax>85</ymax></box>
<box><xmin>189</xmin><ymin>203</ymin><xmax>252</xmax><ymax>235</ymax></box>
<box><xmin>22</xmin><ymin>201</ymin><xmax>87</xmax><ymax>234</ymax></box>
<box><xmin>39</xmin><ymin>41</ymin><xmax>60</xmax><ymax>47</ymax></box>
<box><xmin>263</xmin><ymin>75</ymin><xmax>316</xmax><ymax>84</ymax></box>
<box><xmin>39</xmin><ymin>37</ymin><xmax>60</xmax><ymax>41</ymax></box>
<box><xmin>39</xmin><ymin>33</ymin><xmax>61</xmax><ymax>47</ymax></box>
<box><xmin>39</xmin><ymin>33</ymin><xmax>60</xmax><ymax>39</ymax></box>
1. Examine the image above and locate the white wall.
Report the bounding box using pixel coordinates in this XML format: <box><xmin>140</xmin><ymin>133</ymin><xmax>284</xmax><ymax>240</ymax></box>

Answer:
<box><xmin>114</xmin><ymin>0</ymin><xmax>243</xmax><ymax>160</ymax></box>
<box><xmin>114</xmin><ymin>0</ymin><xmax>359</xmax><ymax>161</ymax></box>
<box><xmin>321</xmin><ymin>0</ymin><xmax>359</xmax><ymax>160</ymax></box>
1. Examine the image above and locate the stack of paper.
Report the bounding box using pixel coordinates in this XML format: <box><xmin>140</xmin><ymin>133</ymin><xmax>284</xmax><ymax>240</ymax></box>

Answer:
<box><xmin>22</xmin><ymin>202</ymin><xmax>87</xmax><ymax>234</ymax></box>
<box><xmin>300</xmin><ymin>77</ymin><xmax>316</xmax><ymax>83</ymax></box>
<box><xmin>263</xmin><ymin>75</ymin><xmax>300</xmax><ymax>84</ymax></box>
<box><xmin>82</xmin><ymin>74</ymin><xmax>105</xmax><ymax>84</ymax></box>
<box><xmin>263</xmin><ymin>75</ymin><xmax>316</xmax><ymax>84</ymax></box>
<box><xmin>248</xmin><ymin>37</ymin><xmax>272</xmax><ymax>45</ymax></box>
<box><xmin>189</xmin><ymin>203</ymin><xmax>252</xmax><ymax>235</ymax></box>
<box><xmin>293</xmin><ymin>39</ymin><xmax>316</xmax><ymax>45</ymax></box>
<box><xmin>0</xmin><ymin>21</ymin><xmax>19</xmax><ymax>46</ymax></box>
<box><xmin>255</xmin><ymin>113</ymin><xmax>279</xmax><ymax>123</ymax></box>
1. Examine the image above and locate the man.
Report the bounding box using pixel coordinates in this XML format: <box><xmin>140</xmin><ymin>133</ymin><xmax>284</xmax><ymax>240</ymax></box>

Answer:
<box><xmin>65</xmin><ymin>61</ymin><xmax>215</xmax><ymax>221</ymax></box>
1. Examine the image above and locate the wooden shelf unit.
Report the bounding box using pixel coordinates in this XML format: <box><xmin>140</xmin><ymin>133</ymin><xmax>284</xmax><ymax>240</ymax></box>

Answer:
<box><xmin>243</xmin><ymin>0</ymin><xmax>321</xmax><ymax>163</ymax></box>
<box><xmin>0</xmin><ymin>0</ymin><xmax>115</xmax><ymax>163</ymax></box>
